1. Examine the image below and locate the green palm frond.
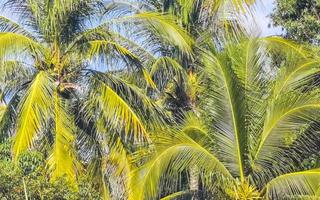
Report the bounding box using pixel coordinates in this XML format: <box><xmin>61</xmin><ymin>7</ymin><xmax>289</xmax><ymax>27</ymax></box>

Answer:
<box><xmin>262</xmin><ymin>37</ymin><xmax>309</xmax><ymax>58</ymax></box>
<box><xmin>264</xmin><ymin>169</ymin><xmax>320</xmax><ymax>199</ymax></box>
<box><xmin>88</xmin><ymin>40</ymin><xmax>140</xmax><ymax>65</ymax></box>
<box><xmin>0</xmin><ymin>104</ymin><xmax>6</xmax><ymax>122</ymax></box>
<box><xmin>253</xmin><ymin>90</ymin><xmax>320</xmax><ymax>167</ymax></box>
<box><xmin>0</xmin><ymin>91</ymin><xmax>22</xmax><ymax>142</ymax></box>
<box><xmin>150</xmin><ymin>57</ymin><xmax>186</xmax><ymax>90</ymax></box>
<box><xmin>85</xmin><ymin>72</ymin><xmax>156</xmax><ymax>143</ymax></box>
<box><xmin>86</xmin><ymin>70</ymin><xmax>164</xmax><ymax>127</ymax></box>
<box><xmin>0</xmin><ymin>60</ymin><xmax>34</xmax><ymax>95</ymax></box>
<box><xmin>0</xmin><ymin>32</ymin><xmax>43</xmax><ymax>59</ymax></box>
<box><xmin>160</xmin><ymin>191</ymin><xmax>190</xmax><ymax>200</ymax></box>
<box><xmin>99</xmin><ymin>83</ymin><xmax>149</xmax><ymax>141</ymax></box>
<box><xmin>194</xmin><ymin>37</ymin><xmax>320</xmax><ymax>198</ymax></box>
<box><xmin>129</xmin><ymin>122</ymin><xmax>232</xmax><ymax>200</ymax></box>
<box><xmin>142</xmin><ymin>68</ymin><xmax>157</xmax><ymax>89</ymax></box>
<box><xmin>119</xmin><ymin>12</ymin><xmax>194</xmax><ymax>55</ymax></box>
<box><xmin>47</xmin><ymin>90</ymin><xmax>77</xmax><ymax>184</ymax></box>
<box><xmin>0</xmin><ymin>16</ymin><xmax>35</xmax><ymax>39</ymax></box>
<box><xmin>202</xmin><ymin>48</ymin><xmax>247</xmax><ymax>180</ymax></box>
<box><xmin>250</xmin><ymin>39</ymin><xmax>320</xmax><ymax>171</ymax></box>
<box><xmin>13</xmin><ymin>71</ymin><xmax>54</xmax><ymax>160</ymax></box>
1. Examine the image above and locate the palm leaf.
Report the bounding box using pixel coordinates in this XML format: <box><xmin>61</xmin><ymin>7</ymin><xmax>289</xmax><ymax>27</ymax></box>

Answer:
<box><xmin>119</xmin><ymin>12</ymin><xmax>194</xmax><ymax>56</ymax></box>
<box><xmin>202</xmin><ymin>49</ymin><xmax>247</xmax><ymax>180</ymax></box>
<box><xmin>0</xmin><ymin>32</ymin><xmax>42</xmax><ymax>59</ymax></box>
<box><xmin>13</xmin><ymin>71</ymin><xmax>53</xmax><ymax>160</ymax></box>
<box><xmin>129</xmin><ymin>124</ymin><xmax>232</xmax><ymax>200</ymax></box>
<box><xmin>264</xmin><ymin>169</ymin><xmax>320</xmax><ymax>199</ymax></box>
<box><xmin>160</xmin><ymin>191</ymin><xmax>191</xmax><ymax>200</ymax></box>
<box><xmin>47</xmin><ymin>91</ymin><xmax>77</xmax><ymax>184</ymax></box>
<box><xmin>0</xmin><ymin>15</ymin><xmax>35</xmax><ymax>39</ymax></box>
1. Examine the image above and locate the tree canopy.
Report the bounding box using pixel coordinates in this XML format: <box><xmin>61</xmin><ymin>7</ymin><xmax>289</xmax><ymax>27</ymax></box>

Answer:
<box><xmin>1</xmin><ymin>0</ymin><xmax>320</xmax><ymax>199</ymax></box>
<box><xmin>271</xmin><ymin>0</ymin><xmax>320</xmax><ymax>45</ymax></box>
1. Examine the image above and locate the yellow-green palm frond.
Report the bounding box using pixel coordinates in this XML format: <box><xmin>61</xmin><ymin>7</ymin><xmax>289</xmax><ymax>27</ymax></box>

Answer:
<box><xmin>160</xmin><ymin>191</ymin><xmax>191</xmax><ymax>200</ymax></box>
<box><xmin>249</xmin><ymin>39</ymin><xmax>320</xmax><ymax>172</ymax></box>
<box><xmin>262</xmin><ymin>37</ymin><xmax>309</xmax><ymax>58</ymax></box>
<box><xmin>29</xmin><ymin>0</ymin><xmax>96</xmax><ymax>27</ymax></box>
<box><xmin>164</xmin><ymin>0</ymin><xmax>255</xmax><ymax>27</ymax></box>
<box><xmin>142</xmin><ymin>68</ymin><xmax>157</xmax><ymax>89</ymax></box>
<box><xmin>102</xmin><ymin>1</ymin><xmax>194</xmax><ymax>55</ymax></box>
<box><xmin>85</xmin><ymin>72</ymin><xmax>157</xmax><ymax>143</ymax></box>
<box><xmin>47</xmin><ymin>91</ymin><xmax>77</xmax><ymax>184</ymax></box>
<box><xmin>0</xmin><ymin>32</ymin><xmax>43</xmax><ymax>60</ymax></box>
<box><xmin>202</xmin><ymin>49</ymin><xmax>247</xmax><ymax>180</ymax></box>
<box><xmin>129</xmin><ymin>125</ymin><xmax>232</xmax><ymax>200</ymax></box>
<box><xmin>13</xmin><ymin>71</ymin><xmax>54</xmax><ymax>160</ymax></box>
<box><xmin>88</xmin><ymin>40</ymin><xmax>139</xmax><ymax>64</ymax></box>
<box><xmin>0</xmin><ymin>16</ymin><xmax>35</xmax><ymax>39</ymax></box>
<box><xmin>261</xmin><ymin>38</ymin><xmax>320</xmax><ymax>98</ymax></box>
<box><xmin>0</xmin><ymin>60</ymin><xmax>34</xmax><ymax>94</ymax></box>
<box><xmin>180</xmin><ymin>112</ymin><xmax>208</xmax><ymax>140</ymax></box>
<box><xmin>263</xmin><ymin>169</ymin><xmax>320</xmax><ymax>199</ymax></box>
<box><xmin>0</xmin><ymin>91</ymin><xmax>22</xmax><ymax>141</ymax></box>
<box><xmin>99</xmin><ymin>83</ymin><xmax>149</xmax><ymax>141</ymax></box>
<box><xmin>107</xmin><ymin>136</ymin><xmax>133</xmax><ymax>199</ymax></box>
<box><xmin>85</xmin><ymin>70</ymin><xmax>165</xmax><ymax>137</ymax></box>
<box><xmin>0</xmin><ymin>104</ymin><xmax>6</xmax><ymax>122</ymax></box>
<box><xmin>253</xmin><ymin>89</ymin><xmax>320</xmax><ymax>171</ymax></box>
<box><xmin>202</xmin><ymin>37</ymin><xmax>320</xmax><ymax>185</ymax></box>
<box><xmin>119</xmin><ymin>12</ymin><xmax>194</xmax><ymax>56</ymax></box>
<box><xmin>87</xmin><ymin>39</ymin><xmax>157</xmax><ymax>88</ymax></box>
<box><xmin>150</xmin><ymin>57</ymin><xmax>186</xmax><ymax>90</ymax></box>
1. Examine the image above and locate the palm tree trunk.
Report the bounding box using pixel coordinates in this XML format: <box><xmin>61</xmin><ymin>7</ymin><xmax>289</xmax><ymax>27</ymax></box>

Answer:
<box><xmin>190</xmin><ymin>165</ymin><xmax>199</xmax><ymax>200</ymax></box>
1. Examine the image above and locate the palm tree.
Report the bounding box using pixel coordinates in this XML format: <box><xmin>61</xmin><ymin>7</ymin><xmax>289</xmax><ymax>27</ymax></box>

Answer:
<box><xmin>129</xmin><ymin>1</ymin><xmax>256</xmax><ymax>198</ymax></box>
<box><xmin>139</xmin><ymin>0</ymin><xmax>257</xmax><ymax>119</ymax></box>
<box><xmin>130</xmin><ymin>37</ymin><xmax>320</xmax><ymax>199</ymax></box>
<box><xmin>0</xmin><ymin>0</ymin><xmax>192</xmax><ymax>196</ymax></box>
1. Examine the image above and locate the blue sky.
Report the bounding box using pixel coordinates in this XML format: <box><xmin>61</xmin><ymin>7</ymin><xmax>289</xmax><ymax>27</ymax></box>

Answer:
<box><xmin>253</xmin><ymin>0</ymin><xmax>283</xmax><ymax>36</ymax></box>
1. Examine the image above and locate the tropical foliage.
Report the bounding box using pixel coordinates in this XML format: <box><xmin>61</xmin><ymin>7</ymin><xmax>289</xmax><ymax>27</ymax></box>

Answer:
<box><xmin>131</xmin><ymin>37</ymin><xmax>320</xmax><ymax>199</ymax></box>
<box><xmin>0</xmin><ymin>0</ymin><xmax>191</xmax><ymax>198</ymax></box>
<box><xmin>1</xmin><ymin>0</ymin><xmax>320</xmax><ymax>200</ymax></box>
<box><xmin>271</xmin><ymin>0</ymin><xmax>320</xmax><ymax>45</ymax></box>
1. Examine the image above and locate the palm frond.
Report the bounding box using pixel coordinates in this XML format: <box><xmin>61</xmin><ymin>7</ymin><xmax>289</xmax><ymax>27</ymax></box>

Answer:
<box><xmin>264</xmin><ymin>169</ymin><xmax>320</xmax><ymax>199</ymax></box>
<box><xmin>160</xmin><ymin>191</ymin><xmax>191</xmax><ymax>200</ymax></box>
<box><xmin>47</xmin><ymin>90</ymin><xmax>77</xmax><ymax>184</ymax></box>
<box><xmin>202</xmin><ymin>49</ymin><xmax>247</xmax><ymax>180</ymax></box>
<box><xmin>88</xmin><ymin>40</ymin><xmax>140</xmax><ymax>66</ymax></box>
<box><xmin>0</xmin><ymin>32</ymin><xmax>42</xmax><ymax>59</ymax></box>
<box><xmin>253</xmin><ymin>89</ymin><xmax>320</xmax><ymax>170</ymax></box>
<box><xmin>150</xmin><ymin>57</ymin><xmax>186</xmax><ymax>90</ymax></box>
<box><xmin>13</xmin><ymin>71</ymin><xmax>53</xmax><ymax>160</ymax></box>
<box><xmin>129</xmin><ymin>124</ymin><xmax>232</xmax><ymax>200</ymax></box>
<box><xmin>0</xmin><ymin>105</ymin><xmax>6</xmax><ymax>123</ymax></box>
<box><xmin>100</xmin><ymin>84</ymin><xmax>148</xmax><ymax>141</ymax></box>
<box><xmin>0</xmin><ymin>15</ymin><xmax>35</xmax><ymax>39</ymax></box>
<box><xmin>84</xmin><ymin>72</ymin><xmax>157</xmax><ymax>143</ymax></box>
<box><xmin>119</xmin><ymin>12</ymin><xmax>194</xmax><ymax>56</ymax></box>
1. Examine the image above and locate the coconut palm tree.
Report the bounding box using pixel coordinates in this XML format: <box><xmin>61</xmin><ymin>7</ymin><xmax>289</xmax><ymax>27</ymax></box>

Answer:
<box><xmin>139</xmin><ymin>0</ymin><xmax>257</xmax><ymax>118</ymax></box>
<box><xmin>130</xmin><ymin>37</ymin><xmax>320</xmax><ymax>199</ymax></box>
<box><xmin>0</xmin><ymin>0</ymin><xmax>192</xmax><ymax>196</ymax></box>
<box><xmin>124</xmin><ymin>1</ymin><xmax>256</xmax><ymax>198</ymax></box>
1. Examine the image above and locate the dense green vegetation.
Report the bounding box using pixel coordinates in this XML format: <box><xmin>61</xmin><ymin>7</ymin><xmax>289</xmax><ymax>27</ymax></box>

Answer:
<box><xmin>271</xmin><ymin>0</ymin><xmax>320</xmax><ymax>45</ymax></box>
<box><xmin>0</xmin><ymin>0</ymin><xmax>320</xmax><ymax>199</ymax></box>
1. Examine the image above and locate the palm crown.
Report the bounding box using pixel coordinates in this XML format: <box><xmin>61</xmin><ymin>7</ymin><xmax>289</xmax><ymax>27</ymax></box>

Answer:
<box><xmin>131</xmin><ymin>38</ymin><xmax>320</xmax><ymax>199</ymax></box>
<box><xmin>0</xmin><ymin>0</ymin><xmax>192</xmax><ymax>190</ymax></box>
